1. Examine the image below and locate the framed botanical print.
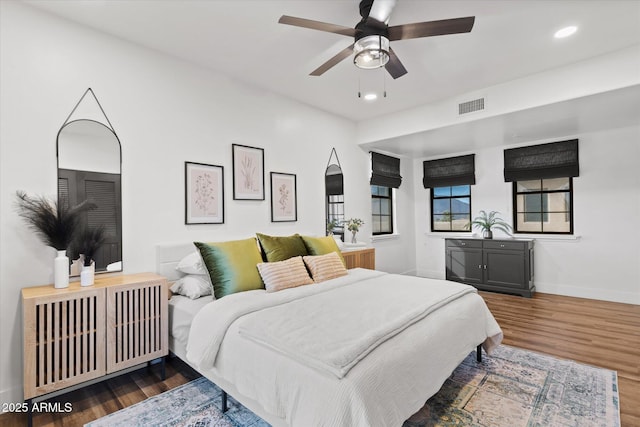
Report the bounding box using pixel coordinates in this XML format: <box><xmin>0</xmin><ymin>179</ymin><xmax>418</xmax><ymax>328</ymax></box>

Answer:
<box><xmin>185</xmin><ymin>162</ymin><xmax>224</xmax><ymax>224</ymax></box>
<box><xmin>232</xmin><ymin>144</ymin><xmax>264</xmax><ymax>200</ymax></box>
<box><xmin>270</xmin><ymin>172</ymin><xmax>297</xmax><ymax>222</ymax></box>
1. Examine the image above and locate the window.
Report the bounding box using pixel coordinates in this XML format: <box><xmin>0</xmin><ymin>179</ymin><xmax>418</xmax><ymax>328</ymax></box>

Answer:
<box><xmin>431</xmin><ymin>185</ymin><xmax>471</xmax><ymax>231</ymax></box>
<box><xmin>371</xmin><ymin>185</ymin><xmax>393</xmax><ymax>234</ymax></box>
<box><xmin>327</xmin><ymin>194</ymin><xmax>344</xmax><ymax>238</ymax></box>
<box><xmin>513</xmin><ymin>177</ymin><xmax>573</xmax><ymax>233</ymax></box>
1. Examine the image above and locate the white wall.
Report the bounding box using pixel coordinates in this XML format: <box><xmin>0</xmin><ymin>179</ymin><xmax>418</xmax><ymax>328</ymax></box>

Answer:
<box><xmin>371</xmin><ymin>156</ymin><xmax>416</xmax><ymax>275</ymax></box>
<box><xmin>0</xmin><ymin>2</ymin><xmax>372</xmax><ymax>405</ymax></box>
<box><xmin>414</xmin><ymin>125</ymin><xmax>640</xmax><ymax>304</ymax></box>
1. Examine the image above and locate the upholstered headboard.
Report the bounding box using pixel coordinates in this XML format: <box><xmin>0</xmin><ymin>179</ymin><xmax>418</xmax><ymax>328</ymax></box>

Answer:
<box><xmin>155</xmin><ymin>242</ymin><xmax>197</xmax><ymax>281</ymax></box>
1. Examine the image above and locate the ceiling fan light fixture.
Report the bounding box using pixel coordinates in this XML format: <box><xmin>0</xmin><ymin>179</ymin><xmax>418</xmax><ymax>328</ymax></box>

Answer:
<box><xmin>353</xmin><ymin>35</ymin><xmax>390</xmax><ymax>69</ymax></box>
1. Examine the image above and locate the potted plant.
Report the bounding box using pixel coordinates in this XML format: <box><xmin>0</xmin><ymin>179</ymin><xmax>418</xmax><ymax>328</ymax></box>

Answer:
<box><xmin>326</xmin><ymin>218</ymin><xmax>340</xmax><ymax>235</ymax></box>
<box><xmin>73</xmin><ymin>225</ymin><xmax>107</xmax><ymax>286</ymax></box>
<box><xmin>470</xmin><ymin>210</ymin><xmax>512</xmax><ymax>239</ymax></box>
<box><xmin>15</xmin><ymin>191</ymin><xmax>96</xmax><ymax>288</ymax></box>
<box><xmin>345</xmin><ymin>218</ymin><xmax>365</xmax><ymax>243</ymax></box>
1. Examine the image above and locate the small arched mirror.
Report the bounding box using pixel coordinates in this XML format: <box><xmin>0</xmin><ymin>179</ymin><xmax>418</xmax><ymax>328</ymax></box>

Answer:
<box><xmin>57</xmin><ymin>89</ymin><xmax>122</xmax><ymax>275</ymax></box>
<box><xmin>325</xmin><ymin>148</ymin><xmax>344</xmax><ymax>240</ymax></box>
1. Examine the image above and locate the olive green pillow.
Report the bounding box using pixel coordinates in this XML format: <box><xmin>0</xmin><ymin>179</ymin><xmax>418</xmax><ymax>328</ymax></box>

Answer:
<box><xmin>194</xmin><ymin>238</ymin><xmax>264</xmax><ymax>299</ymax></box>
<box><xmin>300</xmin><ymin>235</ymin><xmax>346</xmax><ymax>266</ymax></box>
<box><xmin>256</xmin><ymin>233</ymin><xmax>308</xmax><ymax>262</ymax></box>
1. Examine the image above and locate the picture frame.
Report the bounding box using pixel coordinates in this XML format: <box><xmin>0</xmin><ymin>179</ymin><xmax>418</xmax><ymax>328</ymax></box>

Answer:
<box><xmin>185</xmin><ymin>162</ymin><xmax>224</xmax><ymax>224</ymax></box>
<box><xmin>232</xmin><ymin>144</ymin><xmax>265</xmax><ymax>200</ymax></box>
<box><xmin>270</xmin><ymin>172</ymin><xmax>297</xmax><ymax>222</ymax></box>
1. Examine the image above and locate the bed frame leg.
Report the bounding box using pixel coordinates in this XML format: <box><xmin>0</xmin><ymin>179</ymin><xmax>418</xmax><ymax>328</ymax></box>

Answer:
<box><xmin>221</xmin><ymin>390</ymin><xmax>228</xmax><ymax>412</ymax></box>
<box><xmin>476</xmin><ymin>344</ymin><xmax>482</xmax><ymax>362</ymax></box>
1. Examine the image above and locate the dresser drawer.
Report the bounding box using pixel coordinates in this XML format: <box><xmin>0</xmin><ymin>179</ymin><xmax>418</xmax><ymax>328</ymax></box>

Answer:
<box><xmin>483</xmin><ymin>240</ymin><xmax>528</xmax><ymax>251</ymax></box>
<box><xmin>446</xmin><ymin>239</ymin><xmax>483</xmax><ymax>249</ymax></box>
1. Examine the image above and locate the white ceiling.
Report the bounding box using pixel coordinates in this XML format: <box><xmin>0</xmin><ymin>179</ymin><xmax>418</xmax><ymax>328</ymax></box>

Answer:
<box><xmin>24</xmin><ymin>0</ymin><xmax>640</xmax><ymax>124</ymax></box>
<box><xmin>361</xmin><ymin>85</ymin><xmax>640</xmax><ymax>157</ymax></box>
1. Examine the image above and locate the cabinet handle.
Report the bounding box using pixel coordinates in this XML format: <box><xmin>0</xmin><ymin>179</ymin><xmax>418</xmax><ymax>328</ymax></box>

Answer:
<box><xmin>478</xmin><ymin>265</ymin><xmax>482</xmax><ymax>269</ymax></box>
<box><xmin>500</xmin><ymin>244</ymin><xmax>505</xmax><ymax>248</ymax></box>
<box><xmin>484</xmin><ymin>265</ymin><xmax>487</xmax><ymax>269</ymax></box>
<box><xmin>461</xmin><ymin>242</ymin><xmax>466</xmax><ymax>246</ymax></box>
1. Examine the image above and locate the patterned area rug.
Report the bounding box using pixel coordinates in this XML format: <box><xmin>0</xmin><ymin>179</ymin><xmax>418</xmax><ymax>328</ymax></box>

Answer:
<box><xmin>85</xmin><ymin>345</ymin><xmax>619</xmax><ymax>427</ymax></box>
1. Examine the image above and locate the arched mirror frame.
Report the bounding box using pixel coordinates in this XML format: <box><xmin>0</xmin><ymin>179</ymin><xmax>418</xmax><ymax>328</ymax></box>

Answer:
<box><xmin>325</xmin><ymin>148</ymin><xmax>345</xmax><ymax>240</ymax></box>
<box><xmin>57</xmin><ymin>88</ymin><xmax>123</xmax><ymax>275</ymax></box>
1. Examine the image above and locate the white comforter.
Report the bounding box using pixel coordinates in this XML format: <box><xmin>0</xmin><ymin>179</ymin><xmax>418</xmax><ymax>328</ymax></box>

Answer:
<box><xmin>187</xmin><ymin>269</ymin><xmax>503</xmax><ymax>427</ymax></box>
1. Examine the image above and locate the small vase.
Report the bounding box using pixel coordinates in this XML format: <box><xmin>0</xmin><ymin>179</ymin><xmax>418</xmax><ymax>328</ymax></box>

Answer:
<box><xmin>80</xmin><ymin>261</ymin><xmax>95</xmax><ymax>287</ymax></box>
<box><xmin>351</xmin><ymin>230</ymin><xmax>357</xmax><ymax>244</ymax></box>
<box><xmin>483</xmin><ymin>229</ymin><xmax>493</xmax><ymax>239</ymax></box>
<box><xmin>54</xmin><ymin>249</ymin><xmax>70</xmax><ymax>289</ymax></box>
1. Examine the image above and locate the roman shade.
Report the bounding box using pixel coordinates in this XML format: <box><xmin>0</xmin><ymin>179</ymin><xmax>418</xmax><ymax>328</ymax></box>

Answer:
<box><xmin>504</xmin><ymin>139</ymin><xmax>579</xmax><ymax>182</ymax></box>
<box><xmin>370</xmin><ymin>152</ymin><xmax>402</xmax><ymax>188</ymax></box>
<box><xmin>422</xmin><ymin>154</ymin><xmax>475</xmax><ymax>188</ymax></box>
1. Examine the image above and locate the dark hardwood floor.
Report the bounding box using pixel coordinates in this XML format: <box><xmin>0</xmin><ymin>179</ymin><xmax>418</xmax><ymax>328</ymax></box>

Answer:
<box><xmin>2</xmin><ymin>291</ymin><xmax>638</xmax><ymax>427</ymax></box>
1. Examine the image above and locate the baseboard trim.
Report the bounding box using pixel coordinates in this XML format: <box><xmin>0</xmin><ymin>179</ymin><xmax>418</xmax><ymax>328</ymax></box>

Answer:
<box><xmin>416</xmin><ymin>269</ymin><xmax>445</xmax><ymax>280</ymax></box>
<box><xmin>414</xmin><ymin>271</ymin><xmax>637</xmax><ymax>304</ymax></box>
<box><xmin>0</xmin><ymin>385</ymin><xmax>23</xmax><ymax>409</ymax></box>
<box><xmin>535</xmin><ymin>282</ymin><xmax>640</xmax><ymax>305</ymax></box>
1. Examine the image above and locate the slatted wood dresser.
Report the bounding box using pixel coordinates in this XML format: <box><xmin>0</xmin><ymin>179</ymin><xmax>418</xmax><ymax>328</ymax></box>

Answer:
<box><xmin>21</xmin><ymin>273</ymin><xmax>168</xmax><ymax>426</ymax></box>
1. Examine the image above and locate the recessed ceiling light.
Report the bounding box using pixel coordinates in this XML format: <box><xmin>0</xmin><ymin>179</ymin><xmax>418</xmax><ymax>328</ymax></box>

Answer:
<box><xmin>363</xmin><ymin>93</ymin><xmax>378</xmax><ymax>101</ymax></box>
<box><xmin>554</xmin><ymin>26</ymin><xmax>577</xmax><ymax>39</ymax></box>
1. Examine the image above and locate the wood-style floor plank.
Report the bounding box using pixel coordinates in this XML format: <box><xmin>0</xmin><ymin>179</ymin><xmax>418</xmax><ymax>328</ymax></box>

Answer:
<box><xmin>480</xmin><ymin>291</ymin><xmax>640</xmax><ymax>427</ymax></box>
<box><xmin>1</xmin><ymin>291</ymin><xmax>638</xmax><ymax>427</ymax></box>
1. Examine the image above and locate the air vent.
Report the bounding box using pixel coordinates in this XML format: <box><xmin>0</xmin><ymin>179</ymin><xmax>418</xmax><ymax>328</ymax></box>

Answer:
<box><xmin>458</xmin><ymin>97</ymin><xmax>485</xmax><ymax>115</ymax></box>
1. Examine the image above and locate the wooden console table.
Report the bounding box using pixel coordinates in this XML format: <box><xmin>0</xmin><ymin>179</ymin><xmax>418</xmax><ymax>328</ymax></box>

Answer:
<box><xmin>342</xmin><ymin>247</ymin><xmax>376</xmax><ymax>270</ymax></box>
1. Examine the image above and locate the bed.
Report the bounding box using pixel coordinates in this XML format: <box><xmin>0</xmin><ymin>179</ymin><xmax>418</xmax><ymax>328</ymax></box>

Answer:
<box><xmin>157</xmin><ymin>241</ymin><xmax>503</xmax><ymax>427</ymax></box>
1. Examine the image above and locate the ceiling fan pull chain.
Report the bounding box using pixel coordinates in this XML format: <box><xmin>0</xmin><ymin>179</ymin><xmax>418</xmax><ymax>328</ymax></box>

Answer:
<box><xmin>383</xmin><ymin>66</ymin><xmax>387</xmax><ymax>98</ymax></box>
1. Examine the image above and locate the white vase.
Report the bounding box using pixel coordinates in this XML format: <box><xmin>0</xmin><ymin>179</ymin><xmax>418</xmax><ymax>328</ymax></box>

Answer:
<box><xmin>54</xmin><ymin>249</ymin><xmax>70</xmax><ymax>289</ymax></box>
<box><xmin>80</xmin><ymin>261</ymin><xmax>95</xmax><ymax>287</ymax></box>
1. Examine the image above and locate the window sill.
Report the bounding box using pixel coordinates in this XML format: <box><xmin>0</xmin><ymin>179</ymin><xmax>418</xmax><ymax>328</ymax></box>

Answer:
<box><xmin>372</xmin><ymin>233</ymin><xmax>400</xmax><ymax>242</ymax></box>
<box><xmin>425</xmin><ymin>232</ymin><xmax>474</xmax><ymax>239</ymax></box>
<box><xmin>424</xmin><ymin>232</ymin><xmax>581</xmax><ymax>242</ymax></box>
<box><xmin>512</xmin><ymin>234</ymin><xmax>581</xmax><ymax>242</ymax></box>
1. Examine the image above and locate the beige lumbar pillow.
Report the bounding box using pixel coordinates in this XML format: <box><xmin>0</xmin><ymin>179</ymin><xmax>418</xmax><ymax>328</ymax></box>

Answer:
<box><xmin>303</xmin><ymin>251</ymin><xmax>348</xmax><ymax>283</ymax></box>
<box><xmin>257</xmin><ymin>256</ymin><xmax>314</xmax><ymax>292</ymax></box>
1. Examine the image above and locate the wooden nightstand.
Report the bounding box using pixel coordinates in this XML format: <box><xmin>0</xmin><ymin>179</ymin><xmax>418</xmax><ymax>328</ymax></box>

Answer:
<box><xmin>22</xmin><ymin>273</ymin><xmax>168</xmax><ymax>425</ymax></box>
<box><xmin>341</xmin><ymin>247</ymin><xmax>375</xmax><ymax>270</ymax></box>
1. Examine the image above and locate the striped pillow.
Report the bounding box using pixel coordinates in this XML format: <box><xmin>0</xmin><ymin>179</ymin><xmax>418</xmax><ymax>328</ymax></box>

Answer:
<box><xmin>257</xmin><ymin>256</ymin><xmax>314</xmax><ymax>292</ymax></box>
<box><xmin>303</xmin><ymin>252</ymin><xmax>348</xmax><ymax>283</ymax></box>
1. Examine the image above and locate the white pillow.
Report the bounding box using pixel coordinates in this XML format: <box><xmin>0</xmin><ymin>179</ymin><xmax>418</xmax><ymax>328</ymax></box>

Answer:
<box><xmin>170</xmin><ymin>275</ymin><xmax>213</xmax><ymax>299</ymax></box>
<box><xmin>176</xmin><ymin>251</ymin><xmax>207</xmax><ymax>275</ymax></box>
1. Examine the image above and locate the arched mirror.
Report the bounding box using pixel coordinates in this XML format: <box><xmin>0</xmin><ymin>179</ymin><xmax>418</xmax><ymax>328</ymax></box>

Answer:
<box><xmin>325</xmin><ymin>148</ymin><xmax>344</xmax><ymax>240</ymax></box>
<box><xmin>57</xmin><ymin>89</ymin><xmax>122</xmax><ymax>275</ymax></box>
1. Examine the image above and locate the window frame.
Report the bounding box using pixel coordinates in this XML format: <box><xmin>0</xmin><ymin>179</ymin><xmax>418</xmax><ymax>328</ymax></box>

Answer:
<box><xmin>512</xmin><ymin>177</ymin><xmax>574</xmax><ymax>234</ymax></box>
<box><xmin>430</xmin><ymin>185</ymin><xmax>472</xmax><ymax>232</ymax></box>
<box><xmin>371</xmin><ymin>185</ymin><xmax>394</xmax><ymax>235</ymax></box>
<box><xmin>326</xmin><ymin>193</ymin><xmax>345</xmax><ymax>239</ymax></box>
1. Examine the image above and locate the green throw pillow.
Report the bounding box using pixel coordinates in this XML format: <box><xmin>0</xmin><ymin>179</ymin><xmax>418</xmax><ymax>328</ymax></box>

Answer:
<box><xmin>300</xmin><ymin>235</ymin><xmax>345</xmax><ymax>266</ymax></box>
<box><xmin>194</xmin><ymin>238</ymin><xmax>264</xmax><ymax>299</ymax></box>
<box><xmin>256</xmin><ymin>233</ymin><xmax>308</xmax><ymax>262</ymax></box>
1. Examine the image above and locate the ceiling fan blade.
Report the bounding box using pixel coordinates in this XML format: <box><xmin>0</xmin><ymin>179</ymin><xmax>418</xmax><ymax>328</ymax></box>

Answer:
<box><xmin>310</xmin><ymin>44</ymin><xmax>355</xmax><ymax>76</ymax></box>
<box><xmin>385</xmin><ymin>47</ymin><xmax>407</xmax><ymax>79</ymax></box>
<box><xmin>368</xmin><ymin>0</ymin><xmax>397</xmax><ymax>24</ymax></box>
<box><xmin>278</xmin><ymin>15</ymin><xmax>357</xmax><ymax>37</ymax></box>
<box><xmin>388</xmin><ymin>16</ymin><xmax>475</xmax><ymax>41</ymax></box>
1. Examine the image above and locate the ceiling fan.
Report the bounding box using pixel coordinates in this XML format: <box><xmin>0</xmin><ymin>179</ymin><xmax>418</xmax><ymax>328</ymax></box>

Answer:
<box><xmin>278</xmin><ymin>0</ymin><xmax>475</xmax><ymax>79</ymax></box>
